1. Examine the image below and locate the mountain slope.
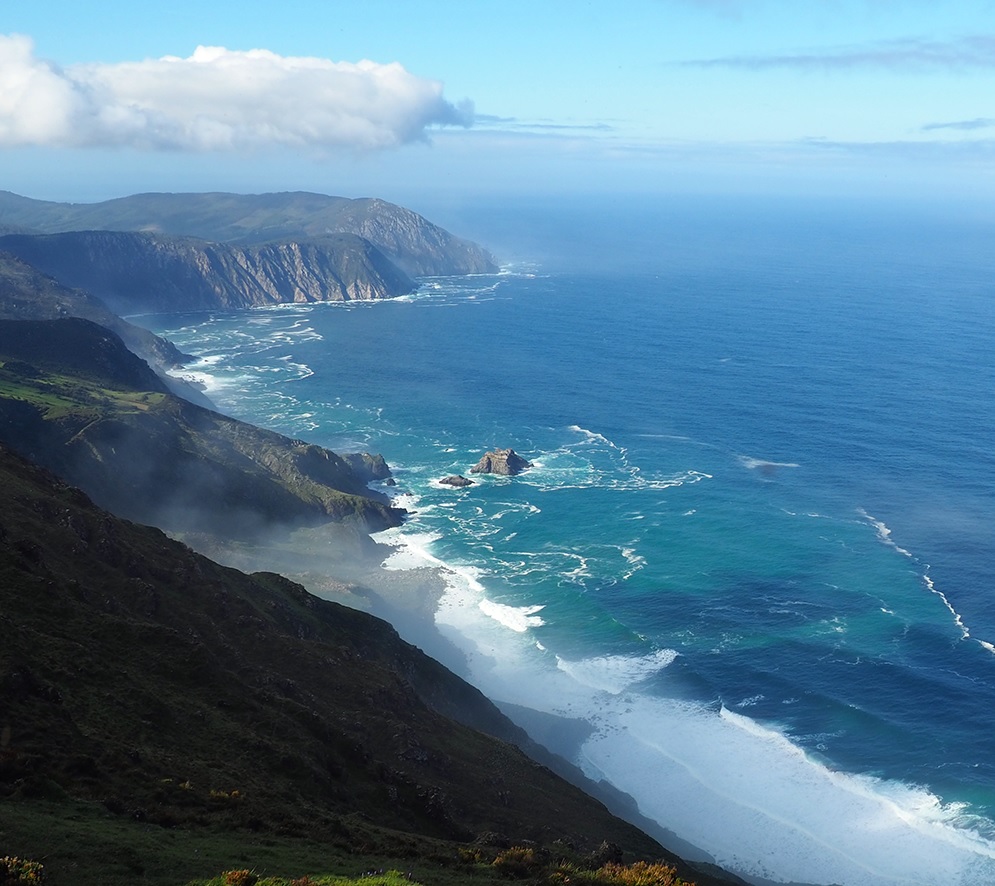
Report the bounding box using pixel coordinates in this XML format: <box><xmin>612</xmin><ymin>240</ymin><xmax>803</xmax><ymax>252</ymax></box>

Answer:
<box><xmin>0</xmin><ymin>318</ymin><xmax>403</xmax><ymax>537</ymax></box>
<box><xmin>0</xmin><ymin>442</ymin><xmax>690</xmax><ymax>877</ymax></box>
<box><xmin>0</xmin><ymin>190</ymin><xmax>498</xmax><ymax>276</ymax></box>
<box><xmin>0</xmin><ymin>251</ymin><xmax>194</xmax><ymax>377</ymax></box>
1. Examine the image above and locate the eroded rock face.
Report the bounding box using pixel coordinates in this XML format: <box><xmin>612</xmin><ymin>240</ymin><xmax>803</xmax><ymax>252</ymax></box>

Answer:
<box><xmin>0</xmin><ymin>230</ymin><xmax>416</xmax><ymax>314</ymax></box>
<box><xmin>440</xmin><ymin>475</ymin><xmax>474</xmax><ymax>488</ymax></box>
<box><xmin>469</xmin><ymin>449</ymin><xmax>532</xmax><ymax>476</ymax></box>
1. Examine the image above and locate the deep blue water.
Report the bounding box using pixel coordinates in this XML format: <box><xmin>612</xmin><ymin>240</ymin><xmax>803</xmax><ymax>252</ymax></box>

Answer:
<box><xmin>148</xmin><ymin>196</ymin><xmax>995</xmax><ymax>886</ymax></box>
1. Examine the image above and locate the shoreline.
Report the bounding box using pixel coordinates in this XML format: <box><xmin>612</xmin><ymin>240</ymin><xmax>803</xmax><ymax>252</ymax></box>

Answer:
<box><xmin>174</xmin><ymin>518</ymin><xmax>739</xmax><ymax>876</ymax></box>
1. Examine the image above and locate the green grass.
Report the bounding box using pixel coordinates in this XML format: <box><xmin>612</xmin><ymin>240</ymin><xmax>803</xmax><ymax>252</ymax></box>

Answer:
<box><xmin>1</xmin><ymin>800</ymin><xmax>506</xmax><ymax>886</ymax></box>
<box><xmin>0</xmin><ymin>365</ymin><xmax>166</xmax><ymax>418</ymax></box>
<box><xmin>193</xmin><ymin>872</ymin><xmax>425</xmax><ymax>886</ymax></box>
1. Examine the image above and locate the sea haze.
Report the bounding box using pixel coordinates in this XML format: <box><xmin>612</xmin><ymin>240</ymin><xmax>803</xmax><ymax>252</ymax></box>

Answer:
<box><xmin>149</xmin><ymin>195</ymin><xmax>995</xmax><ymax>886</ymax></box>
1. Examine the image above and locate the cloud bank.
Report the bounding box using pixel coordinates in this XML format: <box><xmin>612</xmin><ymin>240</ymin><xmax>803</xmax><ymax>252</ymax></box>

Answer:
<box><xmin>0</xmin><ymin>34</ymin><xmax>472</xmax><ymax>152</ymax></box>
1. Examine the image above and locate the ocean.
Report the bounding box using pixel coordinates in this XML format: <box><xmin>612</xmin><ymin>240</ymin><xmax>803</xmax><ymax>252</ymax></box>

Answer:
<box><xmin>147</xmin><ymin>194</ymin><xmax>995</xmax><ymax>886</ymax></box>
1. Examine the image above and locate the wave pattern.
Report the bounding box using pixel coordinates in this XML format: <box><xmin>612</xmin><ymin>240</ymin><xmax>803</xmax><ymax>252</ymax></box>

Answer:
<box><xmin>148</xmin><ymin>204</ymin><xmax>995</xmax><ymax>886</ymax></box>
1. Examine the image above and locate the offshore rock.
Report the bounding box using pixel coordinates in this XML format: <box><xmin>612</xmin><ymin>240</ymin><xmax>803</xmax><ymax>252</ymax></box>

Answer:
<box><xmin>440</xmin><ymin>475</ymin><xmax>474</xmax><ymax>488</ymax></box>
<box><xmin>469</xmin><ymin>448</ymin><xmax>532</xmax><ymax>476</ymax></box>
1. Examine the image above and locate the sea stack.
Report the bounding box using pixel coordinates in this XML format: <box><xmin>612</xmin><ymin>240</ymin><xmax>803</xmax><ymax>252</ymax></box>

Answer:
<box><xmin>470</xmin><ymin>448</ymin><xmax>532</xmax><ymax>476</ymax></box>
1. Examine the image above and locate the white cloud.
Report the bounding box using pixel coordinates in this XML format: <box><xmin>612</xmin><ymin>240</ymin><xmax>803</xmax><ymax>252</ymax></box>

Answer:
<box><xmin>0</xmin><ymin>35</ymin><xmax>472</xmax><ymax>152</ymax></box>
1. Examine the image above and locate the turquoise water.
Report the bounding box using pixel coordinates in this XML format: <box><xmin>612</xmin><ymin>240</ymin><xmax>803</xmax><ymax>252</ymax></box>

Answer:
<box><xmin>148</xmin><ymin>196</ymin><xmax>995</xmax><ymax>885</ymax></box>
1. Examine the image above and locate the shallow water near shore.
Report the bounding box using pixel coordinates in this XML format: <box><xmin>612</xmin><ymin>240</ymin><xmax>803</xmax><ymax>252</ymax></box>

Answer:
<box><xmin>149</xmin><ymin>195</ymin><xmax>995</xmax><ymax>886</ymax></box>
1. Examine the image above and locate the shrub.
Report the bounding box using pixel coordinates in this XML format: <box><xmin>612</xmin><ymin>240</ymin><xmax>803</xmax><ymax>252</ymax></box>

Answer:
<box><xmin>221</xmin><ymin>871</ymin><xmax>258</xmax><ymax>886</ymax></box>
<box><xmin>547</xmin><ymin>860</ymin><xmax>689</xmax><ymax>886</ymax></box>
<box><xmin>492</xmin><ymin>846</ymin><xmax>540</xmax><ymax>878</ymax></box>
<box><xmin>0</xmin><ymin>856</ymin><xmax>45</xmax><ymax>884</ymax></box>
<box><xmin>593</xmin><ymin>861</ymin><xmax>685</xmax><ymax>886</ymax></box>
<box><xmin>457</xmin><ymin>847</ymin><xmax>486</xmax><ymax>864</ymax></box>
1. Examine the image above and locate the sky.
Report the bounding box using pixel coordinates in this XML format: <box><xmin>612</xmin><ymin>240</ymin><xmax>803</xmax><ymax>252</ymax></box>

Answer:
<box><xmin>4</xmin><ymin>0</ymin><xmax>995</xmax><ymax>211</ymax></box>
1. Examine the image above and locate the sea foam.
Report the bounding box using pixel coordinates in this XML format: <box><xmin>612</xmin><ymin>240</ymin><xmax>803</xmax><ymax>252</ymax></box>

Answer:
<box><xmin>399</xmin><ymin>533</ymin><xmax>995</xmax><ymax>886</ymax></box>
<box><xmin>578</xmin><ymin>698</ymin><xmax>995</xmax><ymax>886</ymax></box>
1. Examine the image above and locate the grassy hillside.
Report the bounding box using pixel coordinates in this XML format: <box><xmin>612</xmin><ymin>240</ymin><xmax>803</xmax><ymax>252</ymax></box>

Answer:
<box><xmin>0</xmin><ymin>318</ymin><xmax>403</xmax><ymax>537</ymax></box>
<box><xmin>0</xmin><ymin>251</ymin><xmax>193</xmax><ymax>377</ymax></box>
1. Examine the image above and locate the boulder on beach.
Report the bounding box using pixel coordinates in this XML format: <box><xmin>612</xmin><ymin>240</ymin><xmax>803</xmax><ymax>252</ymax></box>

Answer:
<box><xmin>469</xmin><ymin>448</ymin><xmax>533</xmax><ymax>476</ymax></box>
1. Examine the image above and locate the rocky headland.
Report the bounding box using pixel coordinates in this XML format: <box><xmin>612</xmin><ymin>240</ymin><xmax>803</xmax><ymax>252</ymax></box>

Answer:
<box><xmin>0</xmin><ymin>230</ymin><xmax>416</xmax><ymax>313</ymax></box>
<box><xmin>0</xmin><ymin>318</ymin><xmax>404</xmax><ymax>538</ymax></box>
<box><xmin>0</xmin><ymin>190</ymin><xmax>498</xmax><ymax>315</ymax></box>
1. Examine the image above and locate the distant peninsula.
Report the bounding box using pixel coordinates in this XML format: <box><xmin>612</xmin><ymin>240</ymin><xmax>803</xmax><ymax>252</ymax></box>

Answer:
<box><xmin>0</xmin><ymin>190</ymin><xmax>497</xmax><ymax>314</ymax></box>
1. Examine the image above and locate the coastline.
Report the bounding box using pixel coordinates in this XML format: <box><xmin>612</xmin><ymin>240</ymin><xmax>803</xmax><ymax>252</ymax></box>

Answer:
<box><xmin>144</xmin><ymin>247</ymin><xmax>995</xmax><ymax>886</ymax></box>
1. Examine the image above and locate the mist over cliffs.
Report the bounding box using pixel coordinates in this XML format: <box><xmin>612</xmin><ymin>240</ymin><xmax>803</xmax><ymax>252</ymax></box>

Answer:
<box><xmin>0</xmin><ymin>191</ymin><xmax>748</xmax><ymax>886</ymax></box>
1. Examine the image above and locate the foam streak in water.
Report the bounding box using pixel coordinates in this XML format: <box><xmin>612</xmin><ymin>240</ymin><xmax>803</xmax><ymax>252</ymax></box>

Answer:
<box><xmin>858</xmin><ymin>509</ymin><xmax>994</xmax><ymax>652</ymax></box>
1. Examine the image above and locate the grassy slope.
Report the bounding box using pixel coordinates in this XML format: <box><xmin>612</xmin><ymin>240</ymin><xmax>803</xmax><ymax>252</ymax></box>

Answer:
<box><xmin>0</xmin><ymin>318</ymin><xmax>403</xmax><ymax>536</ymax></box>
<box><xmin>0</xmin><ymin>251</ymin><xmax>190</xmax><ymax>371</ymax></box>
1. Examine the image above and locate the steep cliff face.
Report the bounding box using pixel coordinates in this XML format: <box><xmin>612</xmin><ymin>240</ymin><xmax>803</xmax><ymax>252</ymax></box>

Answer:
<box><xmin>313</xmin><ymin>197</ymin><xmax>498</xmax><ymax>276</ymax></box>
<box><xmin>0</xmin><ymin>230</ymin><xmax>414</xmax><ymax>314</ymax></box>
<box><xmin>0</xmin><ymin>189</ymin><xmax>498</xmax><ymax>278</ymax></box>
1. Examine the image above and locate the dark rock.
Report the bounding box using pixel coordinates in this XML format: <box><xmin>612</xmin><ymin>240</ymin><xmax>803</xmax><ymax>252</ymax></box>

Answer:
<box><xmin>341</xmin><ymin>452</ymin><xmax>394</xmax><ymax>484</ymax></box>
<box><xmin>469</xmin><ymin>448</ymin><xmax>532</xmax><ymax>476</ymax></box>
<box><xmin>440</xmin><ymin>475</ymin><xmax>474</xmax><ymax>488</ymax></box>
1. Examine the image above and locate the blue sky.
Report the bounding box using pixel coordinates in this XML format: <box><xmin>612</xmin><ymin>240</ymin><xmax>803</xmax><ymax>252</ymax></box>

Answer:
<box><xmin>4</xmin><ymin>0</ymin><xmax>995</xmax><ymax>208</ymax></box>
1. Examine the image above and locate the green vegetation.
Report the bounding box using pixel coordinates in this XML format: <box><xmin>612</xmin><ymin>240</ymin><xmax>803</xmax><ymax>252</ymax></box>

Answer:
<box><xmin>0</xmin><ymin>318</ymin><xmax>403</xmax><ymax>537</ymax></box>
<box><xmin>0</xmin><ymin>363</ymin><xmax>166</xmax><ymax>417</ymax></box>
<box><xmin>0</xmin><ymin>252</ymin><xmax>191</xmax><ymax>379</ymax></box>
<box><xmin>0</xmin><ymin>855</ymin><xmax>45</xmax><ymax>885</ymax></box>
<box><xmin>0</xmin><ymin>439</ymin><xmax>730</xmax><ymax>886</ymax></box>
<box><xmin>189</xmin><ymin>852</ymin><xmax>695</xmax><ymax>886</ymax></box>
<box><xmin>1</xmin><ymin>798</ymin><xmax>505</xmax><ymax>886</ymax></box>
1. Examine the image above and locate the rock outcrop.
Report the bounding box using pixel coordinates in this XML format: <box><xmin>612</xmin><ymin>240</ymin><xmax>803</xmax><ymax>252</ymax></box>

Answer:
<box><xmin>440</xmin><ymin>474</ymin><xmax>474</xmax><ymax>487</ymax></box>
<box><xmin>341</xmin><ymin>452</ymin><xmax>397</xmax><ymax>486</ymax></box>
<box><xmin>470</xmin><ymin>448</ymin><xmax>533</xmax><ymax>476</ymax></box>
